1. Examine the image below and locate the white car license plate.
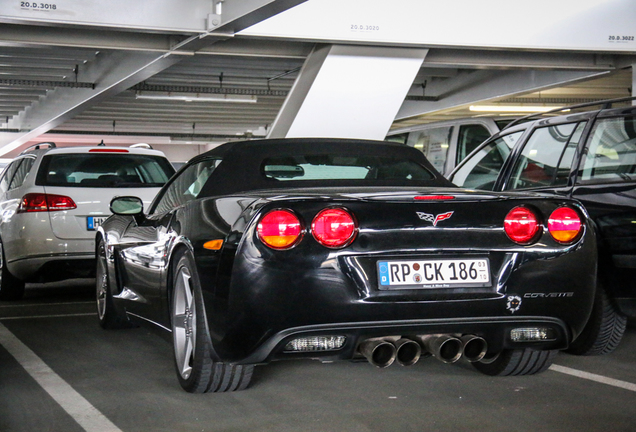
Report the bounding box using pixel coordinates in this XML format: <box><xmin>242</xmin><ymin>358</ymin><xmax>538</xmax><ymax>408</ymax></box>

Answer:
<box><xmin>378</xmin><ymin>258</ymin><xmax>490</xmax><ymax>289</ymax></box>
<box><xmin>87</xmin><ymin>216</ymin><xmax>108</xmax><ymax>230</ymax></box>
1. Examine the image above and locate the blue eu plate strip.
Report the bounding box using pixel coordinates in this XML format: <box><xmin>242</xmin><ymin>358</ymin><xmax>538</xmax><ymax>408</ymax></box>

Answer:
<box><xmin>378</xmin><ymin>262</ymin><xmax>389</xmax><ymax>286</ymax></box>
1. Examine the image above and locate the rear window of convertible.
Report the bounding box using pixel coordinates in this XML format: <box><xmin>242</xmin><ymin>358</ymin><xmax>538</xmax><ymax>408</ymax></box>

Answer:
<box><xmin>36</xmin><ymin>153</ymin><xmax>175</xmax><ymax>188</ymax></box>
<box><xmin>261</xmin><ymin>154</ymin><xmax>434</xmax><ymax>181</ymax></box>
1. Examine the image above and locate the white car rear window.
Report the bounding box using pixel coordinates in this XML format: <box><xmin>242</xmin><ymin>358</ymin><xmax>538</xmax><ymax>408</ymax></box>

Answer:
<box><xmin>37</xmin><ymin>153</ymin><xmax>175</xmax><ymax>188</ymax></box>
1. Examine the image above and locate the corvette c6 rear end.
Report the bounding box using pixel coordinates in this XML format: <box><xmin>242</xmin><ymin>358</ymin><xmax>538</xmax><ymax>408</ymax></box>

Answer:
<box><xmin>213</xmin><ymin>190</ymin><xmax>595</xmax><ymax>369</ymax></box>
<box><xmin>98</xmin><ymin>138</ymin><xmax>598</xmax><ymax>392</ymax></box>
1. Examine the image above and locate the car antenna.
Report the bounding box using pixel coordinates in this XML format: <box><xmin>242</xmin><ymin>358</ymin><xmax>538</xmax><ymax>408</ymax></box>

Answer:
<box><xmin>98</xmin><ymin>140</ymin><xmax>105</xmax><ymax>146</ymax></box>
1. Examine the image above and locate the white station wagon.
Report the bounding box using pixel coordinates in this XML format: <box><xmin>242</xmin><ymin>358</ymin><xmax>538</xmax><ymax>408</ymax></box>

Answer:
<box><xmin>0</xmin><ymin>143</ymin><xmax>175</xmax><ymax>300</ymax></box>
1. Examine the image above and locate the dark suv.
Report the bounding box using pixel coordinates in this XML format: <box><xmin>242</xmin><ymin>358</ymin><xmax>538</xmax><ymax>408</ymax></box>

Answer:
<box><xmin>450</xmin><ymin>97</ymin><xmax>636</xmax><ymax>356</ymax></box>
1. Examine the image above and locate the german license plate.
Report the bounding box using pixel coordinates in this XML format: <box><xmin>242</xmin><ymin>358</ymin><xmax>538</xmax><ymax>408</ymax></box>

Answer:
<box><xmin>378</xmin><ymin>258</ymin><xmax>490</xmax><ymax>289</ymax></box>
<box><xmin>87</xmin><ymin>216</ymin><xmax>108</xmax><ymax>230</ymax></box>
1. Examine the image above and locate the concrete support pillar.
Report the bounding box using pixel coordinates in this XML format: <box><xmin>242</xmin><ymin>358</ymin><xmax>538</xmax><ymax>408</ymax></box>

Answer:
<box><xmin>268</xmin><ymin>45</ymin><xmax>427</xmax><ymax>140</ymax></box>
<box><xmin>632</xmin><ymin>64</ymin><xmax>635</xmax><ymax>105</ymax></box>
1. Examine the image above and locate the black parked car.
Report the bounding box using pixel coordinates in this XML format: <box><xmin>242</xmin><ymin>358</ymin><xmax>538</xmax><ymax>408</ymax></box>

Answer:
<box><xmin>450</xmin><ymin>97</ymin><xmax>636</xmax><ymax>356</ymax></box>
<box><xmin>97</xmin><ymin>138</ymin><xmax>596</xmax><ymax>392</ymax></box>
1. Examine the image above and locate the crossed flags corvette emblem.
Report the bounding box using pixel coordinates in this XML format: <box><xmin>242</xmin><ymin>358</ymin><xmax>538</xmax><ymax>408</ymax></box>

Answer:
<box><xmin>416</xmin><ymin>211</ymin><xmax>454</xmax><ymax>226</ymax></box>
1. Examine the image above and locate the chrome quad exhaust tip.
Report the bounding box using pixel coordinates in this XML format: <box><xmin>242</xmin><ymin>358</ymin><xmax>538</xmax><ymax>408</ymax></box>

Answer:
<box><xmin>420</xmin><ymin>335</ymin><xmax>463</xmax><ymax>364</ymax></box>
<box><xmin>359</xmin><ymin>339</ymin><xmax>397</xmax><ymax>368</ymax></box>
<box><xmin>358</xmin><ymin>334</ymin><xmax>488</xmax><ymax>367</ymax></box>
<box><xmin>394</xmin><ymin>338</ymin><xmax>422</xmax><ymax>366</ymax></box>
<box><xmin>460</xmin><ymin>335</ymin><xmax>488</xmax><ymax>363</ymax></box>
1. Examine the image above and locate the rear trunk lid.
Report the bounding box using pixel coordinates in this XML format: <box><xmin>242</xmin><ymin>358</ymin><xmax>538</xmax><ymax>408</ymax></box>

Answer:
<box><xmin>251</xmin><ymin>186</ymin><xmax>587</xmax><ymax>290</ymax></box>
<box><xmin>34</xmin><ymin>146</ymin><xmax>175</xmax><ymax>240</ymax></box>
<box><xmin>43</xmin><ymin>185</ymin><xmax>161</xmax><ymax>240</ymax></box>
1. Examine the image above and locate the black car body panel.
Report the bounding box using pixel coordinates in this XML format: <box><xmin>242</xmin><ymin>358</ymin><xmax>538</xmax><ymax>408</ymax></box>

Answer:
<box><xmin>451</xmin><ymin>101</ymin><xmax>636</xmax><ymax>318</ymax></box>
<box><xmin>99</xmin><ymin>139</ymin><xmax>596</xmax><ymax>371</ymax></box>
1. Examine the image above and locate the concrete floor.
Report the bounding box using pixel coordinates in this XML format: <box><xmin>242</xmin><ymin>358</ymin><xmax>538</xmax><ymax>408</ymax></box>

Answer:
<box><xmin>1</xmin><ymin>281</ymin><xmax>635</xmax><ymax>432</ymax></box>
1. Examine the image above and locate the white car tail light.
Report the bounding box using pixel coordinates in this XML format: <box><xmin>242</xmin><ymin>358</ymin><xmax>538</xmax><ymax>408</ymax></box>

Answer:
<box><xmin>18</xmin><ymin>193</ymin><xmax>77</xmax><ymax>213</ymax></box>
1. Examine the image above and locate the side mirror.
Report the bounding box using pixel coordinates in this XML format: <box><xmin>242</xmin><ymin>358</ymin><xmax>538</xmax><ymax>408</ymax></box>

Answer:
<box><xmin>110</xmin><ymin>196</ymin><xmax>144</xmax><ymax>215</ymax></box>
<box><xmin>110</xmin><ymin>196</ymin><xmax>147</xmax><ymax>225</ymax></box>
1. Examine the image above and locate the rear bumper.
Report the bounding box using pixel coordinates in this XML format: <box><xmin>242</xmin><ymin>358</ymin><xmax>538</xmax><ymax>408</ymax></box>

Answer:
<box><xmin>204</xmin><ymin>222</ymin><xmax>597</xmax><ymax>363</ymax></box>
<box><xmin>3</xmin><ymin>220</ymin><xmax>96</xmax><ymax>281</ymax></box>
<box><xmin>8</xmin><ymin>254</ymin><xmax>95</xmax><ymax>282</ymax></box>
<box><xmin>238</xmin><ymin>316</ymin><xmax>570</xmax><ymax>365</ymax></box>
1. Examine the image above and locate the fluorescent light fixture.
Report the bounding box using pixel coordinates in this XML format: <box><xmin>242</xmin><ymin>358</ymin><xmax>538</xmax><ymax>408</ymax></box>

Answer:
<box><xmin>469</xmin><ymin>105</ymin><xmax>562</xmax><ymax>113</ymax></box>
<box><xmin>136</xmin><ymin>92</ymin><xmax>257</xmax><ymax>103</ymax></box>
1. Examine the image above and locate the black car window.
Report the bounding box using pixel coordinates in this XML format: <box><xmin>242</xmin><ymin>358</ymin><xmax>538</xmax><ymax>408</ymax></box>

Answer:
<box><xmin>450</xmin><ymin>131</ymin><xmax>523</xmax><ymax>190</ymax></box>
<box><xmin>577</xmin><ymin>116</ymin><xmax>636</xmax><ymax>184</ymax></box>
<box><xmin>8</xmin><ymin>157</ymin><xmax>35</xmax><ymax>191</ymax></box>
<box><xmin>554</xmin><ymin>122</ymin><xmax>586</xmax><ymax>186</ymax></box>
<box><xmin>152</xmin><ymin>158</ymin><xmax>221</xmax><ymax>214</ymax></box>
<box><xmin>262</xmin><ymin>155</ymin><xmax>433</xmax><ymax>182</ymax></box>
<box><xmin>506</xmin><ymin>122</ymin><xmax>584</xmax><ymax>190</ymax></box>
<box><xmin>36</xmin><ymin>153</ymin><xmax>175</xmax><ymax>188</ymax></box>
<box><xmin>0</xmin><ymin>160</ymin><xmax>23</xmax><ymax>194</ymax></box>
<box><xmin>456</xmin><ymin>124</ymin><xmax>491</xmax><ymax>165</ymax></box>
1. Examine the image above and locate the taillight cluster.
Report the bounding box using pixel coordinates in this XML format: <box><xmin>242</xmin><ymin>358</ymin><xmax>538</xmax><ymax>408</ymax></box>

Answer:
<box><xmin>257</xmin><ymin>204</ymin><xmax>582</xmax><ymax>250</ymax></box>
<box><xmin>504</xmin><ymin>205</ymin><xmax>582</xmax><ymax>245</ymax></box>
<box><xmin>18</xmin><ymin>193</ymin><xmax>77</xmax><ymax>213</ymax></box>
<box><xmin>257</xmin><ymin>209</ymin><xmax>303</xmax><ymax>249</ymax></box>
<box><xmin>257</xmin><ymin>207</ymin><xmax>357</xmax><ymax>250</ymax></box>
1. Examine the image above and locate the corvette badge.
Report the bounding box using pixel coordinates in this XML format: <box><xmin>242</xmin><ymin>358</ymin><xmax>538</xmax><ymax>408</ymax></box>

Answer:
<box><xmin>416</xmin><ymin>211</ymin><xmax>454</xmax><ymax>226</ymax></box>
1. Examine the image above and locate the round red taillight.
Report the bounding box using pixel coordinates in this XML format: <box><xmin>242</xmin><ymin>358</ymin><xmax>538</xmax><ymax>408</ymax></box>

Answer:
<box><xmin>504</xmin><ymin>206</ymin><xmax>541</xmax><ymax>244</ymax></box>
<box><xmin>311</xmin><ymin>208</ymin><xmax>357</xmax><ymax>248</ymax></box>
<box><xmin>548</xmin><ymin>207</ymin><xmax>582</xmax><ymax>244</ymax></box>
<box><xmin>257</xmin><ymin>209</ymin><xmax>302</xmax><ymax>250</ymax></box>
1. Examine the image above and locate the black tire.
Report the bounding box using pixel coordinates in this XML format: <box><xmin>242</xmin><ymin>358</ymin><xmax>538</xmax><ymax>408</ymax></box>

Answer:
<box><xmin>566</xmin><ymin>284</ymin><xmax>627</xmax><ymax>356</ymax></box>
<box><xmin>171</xmin><ymin>249</ymin><xmax>253</xmax><ymax>393</ymax></box>
<box><xmin>472</xmin><ymin>349</ymin><xmax>557</xmax><ymax>376</ymax></box>
<box><xmin>96</xmin><ymin>239</ymin><xmax>131</xmax><ymax>329</ymax></box>
<box><xmin>0</xmin><ymin>240</ymin><xmax>25</xmax><ymax>301</ymax></box>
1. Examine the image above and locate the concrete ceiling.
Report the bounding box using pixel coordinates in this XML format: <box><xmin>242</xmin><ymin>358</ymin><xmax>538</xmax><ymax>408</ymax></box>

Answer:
<box><xmin>0</xmin><ymin>11</ymin><xmax>634</xmax><ymax>159</ymax></box>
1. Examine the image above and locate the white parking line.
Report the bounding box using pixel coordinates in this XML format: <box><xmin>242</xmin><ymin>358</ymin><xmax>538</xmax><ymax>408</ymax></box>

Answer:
<box><xmin>0</xmin><ymin>322</ymin><xmax>122</xmax><ymax>432</ymax></box>
<box><xmin>0</xmin><ymin>313</ymin><xmax>96</xmax><ymax>320</ymax></box>
<box><xmin>550</xmin><ymin>364</ymin><xmax>636</xmax><ymax>392</ymax></box>
<box><xmin>0</xmin><ymin>301</ymin><xmax>95</xmax><ymax>308</ymax></box>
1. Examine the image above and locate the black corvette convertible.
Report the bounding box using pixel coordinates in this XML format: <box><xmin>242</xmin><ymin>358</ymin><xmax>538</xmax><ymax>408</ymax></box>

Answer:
<box><xmin>96</xmin><ymin>138</ymin><xmax>596</xmax><ymax>392</ymax></box>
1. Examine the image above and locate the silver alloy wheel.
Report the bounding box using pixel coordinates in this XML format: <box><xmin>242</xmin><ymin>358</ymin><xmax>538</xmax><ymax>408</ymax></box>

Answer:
<box><xmin>96</xmin><ymin>249</ymin><xmax>108</xmax><ymax>321</ymax></box>
<box><xmin>173</xmin><ymin>267</ymin><xmax>196</xmax><ymax>380</ymax></box>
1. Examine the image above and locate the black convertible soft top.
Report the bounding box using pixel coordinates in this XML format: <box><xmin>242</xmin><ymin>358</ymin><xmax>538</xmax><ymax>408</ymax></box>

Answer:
<box><xmin>196</xmin><ymin>138</ymin><xmax>454</xmax><ymax>197</ymax></box>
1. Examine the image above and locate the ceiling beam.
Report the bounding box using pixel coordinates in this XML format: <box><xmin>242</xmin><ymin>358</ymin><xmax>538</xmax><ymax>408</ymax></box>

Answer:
<box><xmin>397</xmin><ymin>69</ymin><xmax>613</xmax><ymax>120</ymax></box>
<box><xmin>0</xmin><ymin>23</ymin><xmax>182</xmax><ymax>52</ymax></box>
<box><xmin>0</xmin><ymin>0</ymin><xmax>307</xmax><ymax>156</ymax></box>
<box><xmin>423</xmin><ymin>49</ymin><xmax>635</xmax><ymax>71</ymax></box>
<box><xmin>209</xmin><ymin>0</ymin><xmax>308</xmax><ymax>34</ymax></box>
